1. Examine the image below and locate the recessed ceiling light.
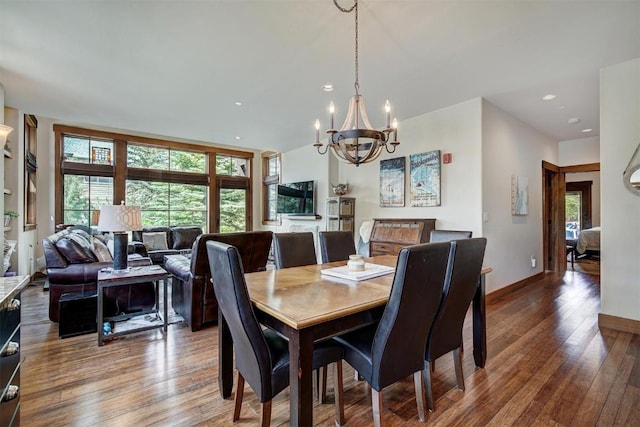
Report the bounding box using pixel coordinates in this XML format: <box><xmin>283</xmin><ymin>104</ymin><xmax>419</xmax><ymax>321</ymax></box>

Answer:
<box><xmin>235</xmin><ymin>101</ymin><xmax>243</xmax><ymax>106</ymax></box>
<box><xmin>322</xmin><ymin>84</ymin><xmax>334</xmax><ymax>92</ymax></box>
<box><xmin>568</xmin><ymin>117</ymin><xmax>581</xmax><ymax>124</ymax></box>
<box><xmin>235</xmin><ymin>136</ymin><xmax>241</xmax><ymax>140</ymax></box>
<box><xmin>542</xmin><ymin>94</ymin><xmax>556</xmax><ymax>101</ymax></box>
<box><xmin>582</xmin><ymin>128</ymin><xmax>593</xmax><ymax>133</ymax></box>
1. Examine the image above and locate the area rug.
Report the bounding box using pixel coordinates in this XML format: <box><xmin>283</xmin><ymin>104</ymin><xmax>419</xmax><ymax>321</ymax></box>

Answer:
<box><xmin>572</xmin><ymin>258</ymin><xmax>600</xmax><ymax>275</ymax></box>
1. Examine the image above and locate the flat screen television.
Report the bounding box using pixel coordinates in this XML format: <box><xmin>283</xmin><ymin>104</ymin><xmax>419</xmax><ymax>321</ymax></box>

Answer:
<box><xmin>276</xmin><ymin>180</ymin><xmax>315</xmax><ymax>215</ymax></box>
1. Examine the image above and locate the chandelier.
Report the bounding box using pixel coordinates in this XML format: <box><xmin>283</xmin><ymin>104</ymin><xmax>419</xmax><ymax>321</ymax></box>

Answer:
<box><xmin>314</xmin><ymin>0</ymin><xmax>399</xmax><ymax>166</ymax></box>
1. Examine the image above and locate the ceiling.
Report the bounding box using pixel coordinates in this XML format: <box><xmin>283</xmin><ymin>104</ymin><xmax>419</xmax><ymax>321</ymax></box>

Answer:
<box><xmin>1</xmin><ymin>1</ymin><xmax>639</xmax><ymax>154</ymax></box>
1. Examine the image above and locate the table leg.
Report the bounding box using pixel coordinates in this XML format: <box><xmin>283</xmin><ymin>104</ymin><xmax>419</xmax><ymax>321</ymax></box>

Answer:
<box><xmin>97</xmin><ymin>283</ymin><xmax>104</xmax><ymax>346</ymax></box>
<box><xmin>163</xmin><ymin>278</ymin><xmax>168</xmax><ymax>333</ymax></box>
<box><xmin>218</xmin><ymin>307</ymin><xmax>234</xmax><ymax>398</ymax></box>
<box><xmin>472</xmin><ymin>272</ymin><xmax>487</xmax><ymax>368</ymax></box>
<box><xmin>288</xmin><ymin>329</ymin><xmax>314</xmax><ymax>426</ymax></box>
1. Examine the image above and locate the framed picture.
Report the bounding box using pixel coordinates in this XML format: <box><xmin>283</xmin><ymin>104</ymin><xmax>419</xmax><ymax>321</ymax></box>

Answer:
<box><xmin>409</xmin><ymin>150</ymin><xmax>441</xmax><ymax>207</ymax></box>
<box><xmin>511</xmin><ymin>174</ymin><xmax>529</xmax><ymax>215</ymax></box>
<box><xmin>380</xmin><ymin>157</ymin><xmax>405</xmax><ymax>207</ymax></box>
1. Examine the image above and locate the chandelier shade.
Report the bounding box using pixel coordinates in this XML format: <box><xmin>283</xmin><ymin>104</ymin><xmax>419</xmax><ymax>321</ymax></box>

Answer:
<box><xmin>314</xmin><ymin>0</ymin><xmax>399</xmax><ymax>166</ymax></box>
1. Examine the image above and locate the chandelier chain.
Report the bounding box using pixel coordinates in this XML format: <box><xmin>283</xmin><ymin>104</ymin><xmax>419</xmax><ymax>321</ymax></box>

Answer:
<box><xmin>334</xmin><ymin>0</ymin><xmax>359</xmax><ymax>95</ymax></box>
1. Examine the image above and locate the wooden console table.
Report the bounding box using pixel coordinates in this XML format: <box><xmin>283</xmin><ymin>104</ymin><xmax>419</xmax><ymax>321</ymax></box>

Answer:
<box><xmin>369</xmin><ymin>218</ymin><xmax>436</xmax><ymax>256</ymax></box>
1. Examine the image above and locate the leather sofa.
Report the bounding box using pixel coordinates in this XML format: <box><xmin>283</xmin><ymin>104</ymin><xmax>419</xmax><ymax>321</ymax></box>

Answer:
<box><xmin>42</xmin><ymin>228</ymin><xmax>155</xmax><ymax>322</ymax></box>
<box><xmin>164</xmin><ymin>231</ymin><xmax>273</xmax><ymax>331</ymax></box>
<box><xmin>131</xmin><ymin>226</ymin><xmax>203</xmax><ymax>265</ymax></box>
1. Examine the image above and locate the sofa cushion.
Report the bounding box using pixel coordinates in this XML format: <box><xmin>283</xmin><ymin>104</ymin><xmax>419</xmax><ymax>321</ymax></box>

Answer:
<box><xmin>172</xmin><ymin>227</ymin><xmax>202</xmax><ymax>250</ymax></box>
<box><xmin>55</xmin><ymin>236</ymin><xmax>98</xmax><ymax>263</ymax></box>
<box><xmin>142</xmin><ymin>232</ymin><xmax>169</xmax><ymax>251</ymax></box>
<box><xmin>92</xmin><ymin>238</ymin><xmax>113</xmax><ymax>262</ymax></box>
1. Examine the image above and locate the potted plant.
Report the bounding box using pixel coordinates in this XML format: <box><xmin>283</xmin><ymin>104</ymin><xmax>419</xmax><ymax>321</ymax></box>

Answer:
<box><xmin>4</xmin><ymin>210</ymin><xmax>18</xmax><ymax>227</ymax></box>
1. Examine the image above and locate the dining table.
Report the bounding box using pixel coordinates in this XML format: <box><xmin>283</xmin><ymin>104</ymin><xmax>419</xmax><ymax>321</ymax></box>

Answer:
<box><xmin>217</xmin><ymin>255</ymin><xmax>492</xmax><ymax>426</ymax></box>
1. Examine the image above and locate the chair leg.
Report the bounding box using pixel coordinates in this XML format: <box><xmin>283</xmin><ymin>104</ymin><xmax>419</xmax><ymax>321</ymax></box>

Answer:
<box><xmin>424</xmin><ymin>361</ymin><xmax>435</xmax><ymax>412</ymax></box>
<box><xmin>414</xmin><ymin>370</ymin><xmax>427</xmax><ymax>422</ymax></box>
<box><xmin>233</xmin><ymin>373</ymin><xmax>245</xmax><ymax>421</ymax></box>
<box><xmin>321</xmin><ymin>365</ymin><xmax>329</xmax><ymax>403</ymax></box>
<box><xmin>334</xmin><ymin>361</ymin><xmax>345</xmax><ymax>426</ymax></box>
<box><xmin>260</xmin><ymin>400</ymin><xmax>272</xmax><ymax>427</ymax></box>
<box><xmin>453</xmin><ymin>348</ymin><xmax>465</xmax><ymax>391</ymax></box>
<box><xmin>313</xmin><ymin>368</ymin><xmax>319</xmax><ymax>401</ymax></box>
<box><xmin>372</xmin><ymin>388</ymin><xmax>383</xmax><ymax>427</ymax></box>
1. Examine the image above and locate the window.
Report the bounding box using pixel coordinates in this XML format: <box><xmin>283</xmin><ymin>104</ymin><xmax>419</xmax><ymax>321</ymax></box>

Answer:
<box><xmin>262</xmin><ymin>152</ymin><xmax>280</xmax><ymax>224</ymax></box>
<box><xmin>126</xmin><ymin>180</ymin><xmax>207</xmax><ymax>228</ymax></box>
<box><xmin>216</xmin><ymin>155</ymin><xmax>249</xmax><ymax>177</ymax></box>
<box><xmin>63</xmin><ymin>174</ymin><xmax>114</xmax><ymax>226</ymax></box>
<box><xmin>54</xmin><ymin>125</ymin><xmax>254</xmax><ymax>233</ymax></box>
<box><xmin>63</xmin><ymin>135</ymin><xmax>114</xmax><ymax>165</ymax></box>
<box><xmin>215</xmin><ymin>154</ymin><xmax>252</xmax><ymax>232</ymax></box>
<box><xmin>24</xmin><ymin>114</ymin><xmax>38</xmax><ymax>230</ymax></box>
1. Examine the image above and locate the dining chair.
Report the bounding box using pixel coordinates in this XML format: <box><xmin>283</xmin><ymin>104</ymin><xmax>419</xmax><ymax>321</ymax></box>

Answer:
<box><xmin>429</xmin><ymin>229</ymin><xmax>472</xmax><ymax>242</ymax></box>
<box><xmin>424</xmin><ymin>237</ymin><xmax>487</xmax><ymax>412</ymax></box>
<box><xmin>333</xmin><ymin>242</ymin><xmax>451</xmax><ymax>427</ymax></box>
<box><xmin>272</xmin><ymin>232</ymin><xmax>317</xmax><ymax>269</ymax></box>
<box><xmin>319</xmin><ymin>230</ymin><xmax>357</xmax><ymax>263</ymax></box>
<box><xmin>206</xmin><ymin>240</ymin><xmax>345</xmax><ymax>426</ymax></box>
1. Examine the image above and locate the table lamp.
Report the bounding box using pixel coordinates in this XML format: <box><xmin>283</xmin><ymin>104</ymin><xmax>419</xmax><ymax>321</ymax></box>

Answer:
<box><xmin>97</xmin><ymin>203</ymin><xmax>142</xmax><ymax>271</ymax></box>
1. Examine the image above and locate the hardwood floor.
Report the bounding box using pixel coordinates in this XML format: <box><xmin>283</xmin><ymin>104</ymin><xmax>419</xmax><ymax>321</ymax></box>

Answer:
<box><xmin>20</xmin><ymin>271</ymin><xmax>639</xmax><ymax>426</ymax></box>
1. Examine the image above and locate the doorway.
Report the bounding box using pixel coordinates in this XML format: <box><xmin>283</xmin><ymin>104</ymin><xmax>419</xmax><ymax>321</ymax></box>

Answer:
<box><xmin>542</xmin><ymin>162</ymin><xmax>600</xmax><ymax>272</ymax></box>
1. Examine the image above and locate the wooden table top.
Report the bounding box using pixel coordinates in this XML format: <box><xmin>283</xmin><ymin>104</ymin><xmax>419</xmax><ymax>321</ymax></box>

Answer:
<box><xmin>244</xmin><ymin>255</ymin><xmax>397</xmax><ymax>329</ymax></box>
<box><xmin>244</xmin><ymin>255</ymin><xmax>493</xmax><ymax>331</ymax></box>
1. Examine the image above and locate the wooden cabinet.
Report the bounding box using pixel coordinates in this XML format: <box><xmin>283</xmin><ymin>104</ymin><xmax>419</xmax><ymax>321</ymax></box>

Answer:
<box><xmin>1</xmin><ymin>275</ymin><xmax>29</xmax><ymax>427</ymax></box>
<box><xmin>326</xmin><ymin>197</ymin><xmax>355</xmax><ymax>232</ymax></box>
<box><xmin>369</xmin><ymin>218</ymin><xmax>436</xmax><ymax>256</ymax></box>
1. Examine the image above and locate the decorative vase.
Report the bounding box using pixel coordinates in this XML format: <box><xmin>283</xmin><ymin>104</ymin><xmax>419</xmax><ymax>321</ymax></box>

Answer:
<box><xmin>347</xmin><ymin>254</ymin><xmax>365</xmax><ymax>271</ymax></box>
<box><xmin>4</xmin><ymin>215</ymin><xmax>10</xmax><ymax>227</ymax></box>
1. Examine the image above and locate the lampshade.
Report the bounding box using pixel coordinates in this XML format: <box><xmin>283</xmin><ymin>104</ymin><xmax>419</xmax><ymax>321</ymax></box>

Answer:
<box><xmin>97</xmin><ymin>204</ymin><xmax>142</xmax><ymax>232</ymax></box>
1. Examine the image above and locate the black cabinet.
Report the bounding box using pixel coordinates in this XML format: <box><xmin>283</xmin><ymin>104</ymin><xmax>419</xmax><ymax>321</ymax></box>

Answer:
<box><xmin>1</xmin><ymin>276</ymin><xmax>28</xmax><ymax>427</ymax></box>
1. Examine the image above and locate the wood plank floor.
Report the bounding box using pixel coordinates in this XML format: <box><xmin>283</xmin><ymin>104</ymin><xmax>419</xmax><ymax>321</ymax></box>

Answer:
<box><xmin>20</xmin><ymin>270</ymin><xmax>639</xmax><ymax>426</ymax></box>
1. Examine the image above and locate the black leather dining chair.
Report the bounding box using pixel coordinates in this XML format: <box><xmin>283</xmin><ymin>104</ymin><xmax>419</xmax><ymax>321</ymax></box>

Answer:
<box><xmin>206</xmin><ymin>240</ymin><xmax>345</xmax><ymax>426</ymax></box>
<box><xmin>429</xmin><ymin>229</ymin><xmax>472</xmax><ymax>242</ymax></box>
<box><xmin>333</xmin><ymin>242</ymin><xmax>451</xmax><ymax>426</ymax></box>
<box><xmin>319</xmin><ymin>230</ymin><xmax>357</xmax><ymax>263</ymax></box>
<box><xmin>424</xmin><ymin>237</ymin><xmax>487</xmax><ymax>412</ymax></box>
<box><xmin>272</xmin><ymin>232</ymin><xmax>317</xmax><ymax>269</ymax></box>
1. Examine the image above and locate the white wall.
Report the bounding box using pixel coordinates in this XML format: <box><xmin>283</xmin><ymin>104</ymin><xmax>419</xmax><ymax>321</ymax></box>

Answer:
<box><xmin>559</xmin><ymin>136</ymin><xmax>600</xmax><ymax>165</ymax></box>
<box><xmin>338</xmin><ymin>98</ymin><xmax>484</xmax><ymax>238</ymax></box>
<box><xmin>600</xmin><ymin>58</ymin><xmax>640</xmax><ymax>322</ymax></box>
<box><xmin>481</xmin><ymin>99</ymin><xmax>558</xmax><ymax>293</ymax></box>
<box><xmin>282</xmin><ymin>96</ymin><xmax>560</xmax><ymax>294</ymax></box>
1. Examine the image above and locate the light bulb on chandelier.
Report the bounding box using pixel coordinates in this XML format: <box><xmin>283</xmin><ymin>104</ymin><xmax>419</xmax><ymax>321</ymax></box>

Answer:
<box><xmin>313</xmin><ymin>0</ymin><xmax>399</xmax><ymax>166</ymax></box>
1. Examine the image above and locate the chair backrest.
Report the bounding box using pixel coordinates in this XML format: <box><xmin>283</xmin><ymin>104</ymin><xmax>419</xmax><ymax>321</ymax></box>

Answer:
<box><xmin>318</xmin><ymin>231</ymin><xmax>357</xmax><ymax>263</ymax></box>
<box><xmin>371</xmin><ymin>242</ymin><xmax>450</xmax><ymax>390</ymax></box>
<box><xmin>206</xmin><ymin>240</ymin><xmax>273</xmax><ymax>402</ymax></box>
<box><xmin>426</xmin><ymin>237</ymin><xmax>487</xmax><ymax>362</ymax></box>
<box><xmin>272</xmin><ymin>232</ymin><xmax>317</xmax><ymax>269</ymax></box>
<box><xmin>429</xmin><ymin>229</ymin><xmax>472</xmax><ymax>243</ymax></box>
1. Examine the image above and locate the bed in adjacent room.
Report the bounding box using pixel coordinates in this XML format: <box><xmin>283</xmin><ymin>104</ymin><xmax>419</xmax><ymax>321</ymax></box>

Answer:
<box><xmin>576</xmin><ymin>226</ymin><xmax>601</xmax><ymax>256</ymax></box>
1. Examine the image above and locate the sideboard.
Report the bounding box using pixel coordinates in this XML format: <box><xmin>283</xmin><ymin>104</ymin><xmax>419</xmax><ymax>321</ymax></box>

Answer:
<box><xmin>369</xmin><ymin>218</ymin><xmax>436</xmax><ymax>256</ymax></box>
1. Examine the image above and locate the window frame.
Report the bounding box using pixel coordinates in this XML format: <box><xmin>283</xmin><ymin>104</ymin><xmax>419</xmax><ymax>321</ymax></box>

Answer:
<box><xmin>261</xmin><ymin>151</ymin><xmax>281</xmax><ymax>225</ymax></box>
<box><xmin>54</xmin><ymin>125</ymin><xmax>255</xmax><ymax>232</ymax></box>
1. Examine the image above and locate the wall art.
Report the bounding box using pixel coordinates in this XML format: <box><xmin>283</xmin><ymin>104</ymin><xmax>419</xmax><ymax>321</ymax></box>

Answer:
<box><xmin>409</xmin><ymin>150</ymin><xmax>441</xmax><ymax>207</ymax></box>
<box><xmin>379</xmin><ymin>157</ymin><xmax>405</xmax><ymax>207</ymax></box>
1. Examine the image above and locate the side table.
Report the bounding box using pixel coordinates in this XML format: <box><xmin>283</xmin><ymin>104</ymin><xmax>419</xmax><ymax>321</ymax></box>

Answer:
<box><xmin>97</xmin><ymin>265</ymin><xmax>170</xmax><ymax>346</ymax></box>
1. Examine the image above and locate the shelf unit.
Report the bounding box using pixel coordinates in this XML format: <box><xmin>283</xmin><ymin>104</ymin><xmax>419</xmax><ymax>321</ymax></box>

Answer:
<box><xmin>326</xmin><ymin>197</ymin><xmax>355</xmax><ymax>232</ymax></box>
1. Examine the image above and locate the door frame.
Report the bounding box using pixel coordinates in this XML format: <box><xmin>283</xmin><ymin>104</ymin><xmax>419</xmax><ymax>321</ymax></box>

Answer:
<box><xmin>542</xmin><ymin>161</ymin><xmax>600</xmax><ymax>272</ymax></box>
